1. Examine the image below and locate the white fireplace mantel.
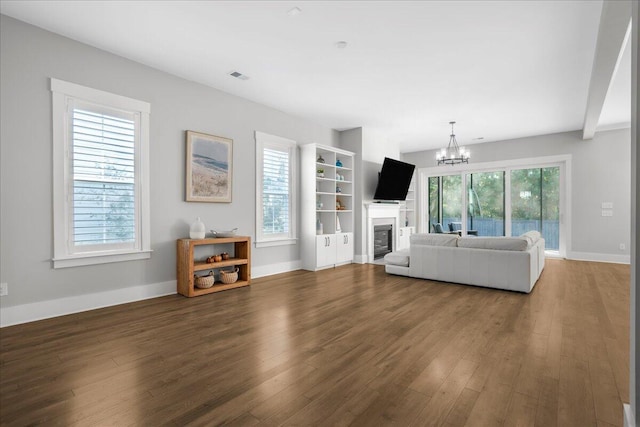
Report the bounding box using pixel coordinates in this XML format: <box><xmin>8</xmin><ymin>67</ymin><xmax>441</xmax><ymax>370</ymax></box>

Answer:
<box><xmin>365</xmin><ymin>202</ymin><xmax>401</xmax><ymax>263</ymax></box>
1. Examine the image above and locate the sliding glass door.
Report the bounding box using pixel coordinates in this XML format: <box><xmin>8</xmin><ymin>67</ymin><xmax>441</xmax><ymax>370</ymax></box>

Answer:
<box><xmin>442</xmin><ymin>175</ymin><xmax>462</xmax><ymax>232</ymax></box>
<box><xmin>511</xmin><ymin>168</ymin><xmax>542</xmax><ymax>235</ymax></box>
<box><xmin>466</xmin><ymin>171</ymin><xmax>505</xmax><ymax>236</ymax></box>
<box><xmin>427</xmin><ymin>175</ymin><xmax>465</xmax><ymax>233</ymax></box>
<box><xmin>428</xmin><ymin>177</ymin><xmax>439</xmax><ymax>232</ymax></box>
<box><xmin>510</xmin><ymin>167</ymin><xmax>559</xmax><ymax>250</ymax></box>
<box><xmin>425</xmin><ymin>164</ymin><xmax>562</xmax><ymax>252</ymax></box>
<box><xmin>542</xmin><ymin>168</ymin><xmax>560</xmax><ymax>250</ymax></box>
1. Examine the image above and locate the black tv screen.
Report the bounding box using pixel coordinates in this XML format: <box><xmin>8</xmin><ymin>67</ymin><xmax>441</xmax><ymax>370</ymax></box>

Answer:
<box><xmin>373</xmin><ymin>158</ymin><xmax>416</xmax><ymax>201</ymax></box>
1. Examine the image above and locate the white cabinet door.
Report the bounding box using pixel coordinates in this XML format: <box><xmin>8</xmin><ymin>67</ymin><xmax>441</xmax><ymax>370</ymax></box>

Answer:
<box><xmin>316</xmin><ymin>234</ymin><xmax>336</xmax><ymax>268</ymax></box>
<box><xmin>397</xmin><ymin>227</ymin><xmax>414</xmax><ymax>251</ymax></box>
<box><xmin>336</xmin><ymin>232</ymin><xmax>354</xmax><ymax>264</ymax></box>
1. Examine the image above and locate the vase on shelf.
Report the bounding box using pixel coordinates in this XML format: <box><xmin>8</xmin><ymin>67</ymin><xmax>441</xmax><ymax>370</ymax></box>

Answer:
<box><xmin>336</xmin><ymin>159</ymin><xmax>343</xmax><ymax>167</ymax></box>
<box><xmin>189</xmin><ymin>217</ymin><xmax>206</xmax><ymax>239</ymax></box>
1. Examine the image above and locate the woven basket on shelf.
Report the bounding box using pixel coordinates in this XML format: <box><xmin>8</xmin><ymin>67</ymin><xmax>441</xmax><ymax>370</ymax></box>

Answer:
<box><xmin>194</xmin><ymin>271</ymin><xmax>215</xmax><ymax>289</ymax></box>
<box><xmin>219</xmin><ymin>268</ymin><xmax>239</xmax><ymax>284</ymax></box>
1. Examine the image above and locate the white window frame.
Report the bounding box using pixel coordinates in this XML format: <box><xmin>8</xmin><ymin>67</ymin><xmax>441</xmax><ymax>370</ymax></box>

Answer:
<box><xmin>417</xmin><ymin>154</ymin><xmax>571</xmax><ymax>258</ymax></box>
<box><xmin>255</xmin><ymin>131</ymin><xmax>298</xmax><ymax>248</ymax></box>
<box><xmin>51</xmin><ymin>78</ymin><xmax>151</xmax><ymax>268</ymax></box>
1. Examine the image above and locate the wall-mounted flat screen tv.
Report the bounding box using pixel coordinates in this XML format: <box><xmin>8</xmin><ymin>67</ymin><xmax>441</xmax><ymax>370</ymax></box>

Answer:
<box><xmin>373</xmin><ymin>157</ymin><xmax>416</xmax><ymax>201</ymax></box>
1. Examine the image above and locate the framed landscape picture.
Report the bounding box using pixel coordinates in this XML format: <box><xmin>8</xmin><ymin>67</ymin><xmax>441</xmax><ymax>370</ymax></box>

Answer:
<box><xmin>186</xmin><ymin>131</ymin><xmax>233</xmax><ymax>203</ymax></box>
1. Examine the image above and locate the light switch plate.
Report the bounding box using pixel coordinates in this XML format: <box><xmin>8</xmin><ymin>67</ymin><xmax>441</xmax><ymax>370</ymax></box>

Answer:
<box><xmin>602</xmin><ymin>202</ymin><xmax>613</xmax><ymax>209</ymax></box>
<box><xmin>602</xmin><ymin>210</ymin><xmax>613</xmax><ymax>217</ymax></box>
<box><xmin>0</xmin><ymin>283</ymin><xmax>7</xmax><ymax>296</ymax></box>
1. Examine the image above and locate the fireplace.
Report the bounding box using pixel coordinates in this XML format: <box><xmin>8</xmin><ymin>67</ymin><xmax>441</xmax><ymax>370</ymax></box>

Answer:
<box><xmin>365</xmin><ymin>203</ymin><xmax>400</xmax><ymax>264</ymax></box>
<box><xmin>374</xmin><ymin>224</ymin><xmax>393</xmax><ymax>259</ymax></box>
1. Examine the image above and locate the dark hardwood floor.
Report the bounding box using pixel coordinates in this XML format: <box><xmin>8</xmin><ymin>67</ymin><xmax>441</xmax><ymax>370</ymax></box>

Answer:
<box><xmin>0</xmin><ymin>259</ymin><xmax>629</xmax><ymax>426</ymax></box>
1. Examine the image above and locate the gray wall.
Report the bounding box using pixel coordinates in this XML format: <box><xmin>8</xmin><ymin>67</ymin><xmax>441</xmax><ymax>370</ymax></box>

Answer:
<box><xmin>0</xmin><ymin>15</ymin><xmax>338</xmax><ymax>308</ymax></box>
<box><xmin>338</xmin><ymin>128</ymin><xmax>364</xmax><ymax>256</ymax></box>
<box><xmin>402</xmin><ymin>129</ymin><xmax>631</xmax><ymax>259</ymax></box>
<box><xmin>361</xmin><ymin>128</ymin><xmax>401</xmax><ymax>199</ymax></box>
<box><xmin>338</xmin><ymin>127</ymin><xmax>401</xmax><ymax>259</ymax></box>
<box><xmin>630</xmin><ymin>0</ymin><xmax>638</xmax><ymax>423</ymax></box>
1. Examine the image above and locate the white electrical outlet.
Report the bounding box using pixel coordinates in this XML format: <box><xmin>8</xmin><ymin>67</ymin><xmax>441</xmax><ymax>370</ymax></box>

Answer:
<box><xmin>601</xmin><ymin>210</ymin><xmax>613</xmax><ymax>217</ymax></box>
<box><xmin>620</xmin><ymin>243</ymin><xmax>626</xmax><ymax>251</ymax></box>
<box><xmin>0</xmin><ymin>283</ymin><xmax>7</xmax><ymax>296</ymax></box>
<box><xmin>602</xmin><ymin>202</ymin><xmax>613</xmax><ymax>209</ymax></box>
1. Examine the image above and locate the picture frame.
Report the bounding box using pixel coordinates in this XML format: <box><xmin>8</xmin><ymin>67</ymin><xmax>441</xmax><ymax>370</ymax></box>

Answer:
<box><xmin>185</xmin><ymin>130</ymin><xmax>233</xmax><ymax>203</ymax></box>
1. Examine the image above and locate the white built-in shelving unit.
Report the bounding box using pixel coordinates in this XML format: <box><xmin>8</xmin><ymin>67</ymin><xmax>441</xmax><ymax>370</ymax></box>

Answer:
<box><xmin>301</xmin><ymin>144</ymin><xmax>355</xmax><ymax>270</ymax></box>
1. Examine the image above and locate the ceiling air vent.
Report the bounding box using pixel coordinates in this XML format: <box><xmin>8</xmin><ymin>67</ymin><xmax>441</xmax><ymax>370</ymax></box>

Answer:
<box><xmin>229</xmin><ymin>71</ymin><xmax>249</xmax><ymax>81</ymax></box>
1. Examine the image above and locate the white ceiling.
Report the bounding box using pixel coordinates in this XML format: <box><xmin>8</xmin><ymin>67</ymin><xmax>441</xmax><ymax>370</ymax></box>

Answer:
<box><xmin>0</xmin><ymin>0</ymin><xmax>631</xmax><ymax>153</ymax></box>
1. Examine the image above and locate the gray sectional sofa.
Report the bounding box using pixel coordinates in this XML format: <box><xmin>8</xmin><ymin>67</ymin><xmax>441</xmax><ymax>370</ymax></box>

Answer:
<box><xmin>384</xmin><ymin>231</ymin><xmax>545</xmax><ymax>293</ymax></box>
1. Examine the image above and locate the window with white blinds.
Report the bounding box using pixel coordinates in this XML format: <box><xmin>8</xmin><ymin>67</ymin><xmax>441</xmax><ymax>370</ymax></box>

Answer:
<box><xmin>255</xmin><ymin>132</ymin><xmax>297</xmax><ymax>247</ymax></box>
<box><xmin>72</xmin><ymin>106</ymin><xmax>137</xmax><ymax>248</ymax></box>
<box><xmin>51</xmin><ymin>78</ymin><xmax>151</xmax><ymax>268</ymax></box>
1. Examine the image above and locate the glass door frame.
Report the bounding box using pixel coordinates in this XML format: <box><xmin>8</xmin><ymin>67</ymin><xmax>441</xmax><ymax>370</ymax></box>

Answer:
<box><xmin>417</xmin><ymin>154</ymin><xmax>571</xmax><ymax>258</ymax></box>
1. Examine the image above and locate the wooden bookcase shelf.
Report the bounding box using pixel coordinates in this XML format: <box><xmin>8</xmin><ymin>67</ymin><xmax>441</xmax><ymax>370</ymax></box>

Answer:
<box><xmin>177</xmin><ymin>236</ymin><xmax>251</xmax><ymax>297</ymax></box>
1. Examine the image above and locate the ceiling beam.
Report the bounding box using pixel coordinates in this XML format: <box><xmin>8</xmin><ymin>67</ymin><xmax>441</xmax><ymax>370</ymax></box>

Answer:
<box><xmin>582</xmin><ymin>1</ymin><xmax>632</xmax><ymax>140</ymax></box>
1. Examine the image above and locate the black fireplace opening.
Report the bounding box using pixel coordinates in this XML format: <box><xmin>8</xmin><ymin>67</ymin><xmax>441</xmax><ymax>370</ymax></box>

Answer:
<box><xmin>374</xmin><ymin>224</ymin><xmax>393</xmax><ymax>259</ymax></box>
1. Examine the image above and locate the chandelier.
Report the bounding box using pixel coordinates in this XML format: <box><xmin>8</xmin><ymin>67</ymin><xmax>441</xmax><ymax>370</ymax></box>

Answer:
<box><xmin>436</xmin><ymin>121</ymin><xmax>470</xmax><ymax>165</ymax></box>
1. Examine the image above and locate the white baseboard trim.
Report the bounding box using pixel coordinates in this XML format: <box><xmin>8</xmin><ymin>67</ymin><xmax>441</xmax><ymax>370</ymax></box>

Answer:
<box><xmin>354</xmin><ymin>255</ymin><xmax>367</xmax><ymax>264</ymax></box>
<box><xmin>567</xmin><ymin>251</ymin><xmax>630</xmax><ymax>264</ymax></box>
<box><xmin>252</xmin><ymin>260</ymin><xmax>302</xmax><ymax>279</ymax></box>
<box><xmin>1</xmin><ymin>262</ymin><xmax>307</xmax><ymax>328</ymax></box>
<box><xmin>623</xmin><ymin>404</ymin><xmax>635</xmax><ymax>427</ymax></box>
<box><xmin>0</xmin><ymin>280</ymin><xmax>176</xmax><ymax>328</ymax></box>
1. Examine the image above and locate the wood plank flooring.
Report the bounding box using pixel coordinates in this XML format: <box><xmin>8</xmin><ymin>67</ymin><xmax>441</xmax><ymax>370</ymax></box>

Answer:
<box><xmin>0</xmin><ymin>259</ymin><xmax>629</xmax><ymax>426</ymax></box>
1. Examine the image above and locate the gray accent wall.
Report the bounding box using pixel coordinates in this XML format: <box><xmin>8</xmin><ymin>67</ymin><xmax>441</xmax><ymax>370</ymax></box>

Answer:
<box><xmin>0</xmin><ymin>15</ymin><xmax>338</xmax><ymax>308</ymax></box>
<box><xmin>402</xmin><ymin>129</ymin><xmax>631</xmax><ymax>259</ymax></box>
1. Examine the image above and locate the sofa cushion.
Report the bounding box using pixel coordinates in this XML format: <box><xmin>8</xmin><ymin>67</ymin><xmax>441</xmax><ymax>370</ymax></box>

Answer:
<box><xmin>384</xmin><ymin>249</ymin><xmax>410</xmax><ymax>267</ymax></box>
<box><xmin>520</xmin><ymin>230</ymin><xmax>542</xmax><ymax>246</ymax></box>
<box><xmin>457</xmin><ymin>236</ymin><xmax>529</xmax><ymax>251</ymax></box>
<box><xmin>411</xmin><ymin>233</ymin><xmax>458</xmax><ymax>247</ymax></box>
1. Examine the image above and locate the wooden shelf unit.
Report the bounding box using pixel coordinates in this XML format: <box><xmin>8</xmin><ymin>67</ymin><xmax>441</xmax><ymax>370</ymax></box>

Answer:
<box><xmin>177</xmin><ymin>236</ymin><xmax>251</xmax><ymax>297</ymax></box>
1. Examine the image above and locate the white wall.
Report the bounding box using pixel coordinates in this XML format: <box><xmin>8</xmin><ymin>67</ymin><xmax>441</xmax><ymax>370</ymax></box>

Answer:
<box><xmin>402</xmin><ymin>129</ymin><xmax>631</xmax><ymax>262</ymax></box>
<box><xmin>0</xmin><ymin>15</ymin><xmax>338</xmax><ymax>314</ymax></box>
